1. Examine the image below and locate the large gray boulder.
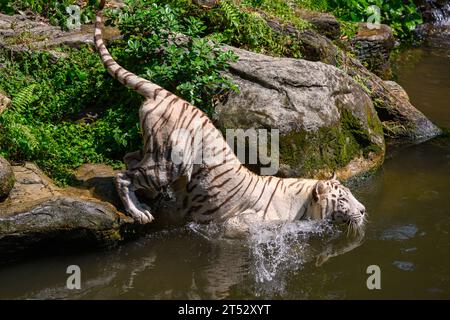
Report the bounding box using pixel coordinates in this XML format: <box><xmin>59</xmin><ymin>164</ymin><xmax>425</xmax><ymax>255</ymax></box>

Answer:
<box><xmin>295</xmin><ymin>8</ymin><xmax>341</xmax><ymax>40</ymax></box>
<box><xmin>262</xmin><ymin>16</ymin><xmax>441</xmax><ymax>141</ymax></box>
<box><xmin>216</xmin><ymin>47</ymin><xmax>385</xmax><ymax>179</ymax></box>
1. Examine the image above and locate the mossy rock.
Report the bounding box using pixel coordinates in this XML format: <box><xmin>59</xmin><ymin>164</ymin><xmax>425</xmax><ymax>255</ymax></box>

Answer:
<box><xmin>0</xmin><ymin>156</ymin><xmax>14</xmax><ymax>201</ymax></box>
<box><xmin>216</xmin><ymin>46</ymin><xmax>385</xmax><ymax>180</ymax></box>
<box><xmin>0</xmin><ymin>162</ymin><xmax>141</xmax><ymax>264</ymax></box>
<box><xmin>277</xmin><ymin>108</ymin><xmax>384</xmax><ymax>178</ymax></box>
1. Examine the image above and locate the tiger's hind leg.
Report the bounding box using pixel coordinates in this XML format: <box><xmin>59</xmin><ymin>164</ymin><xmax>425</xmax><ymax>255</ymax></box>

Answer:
<box><xmin>118</xmin><ymin>150</ymin><xmax>157</xmax><ymax>223</ymax></box>
<box><xmin>117</xmin><ymin>147</ymin><xmax>188</xmax><ymax>224</ymax></box>
<box><xmin>115</xmin><ymin>171</ymin><xmax>155</xmax><ymax>224</ymax></box>
<box><xmin>123</xmin><ymin>150</ymin><xmax>143</xmax><ymax>170</ymax></box>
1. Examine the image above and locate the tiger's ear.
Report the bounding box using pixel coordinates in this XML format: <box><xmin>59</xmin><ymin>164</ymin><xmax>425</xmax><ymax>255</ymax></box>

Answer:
<box><xmin>330</xmin><ymin>172</ymin><xmax>337</xmax><ymax>181</ymax></box>
<box><xmin>313</xmin><ymin>181</ymin><xmax>327</xmax><ymax>202</ymax></box>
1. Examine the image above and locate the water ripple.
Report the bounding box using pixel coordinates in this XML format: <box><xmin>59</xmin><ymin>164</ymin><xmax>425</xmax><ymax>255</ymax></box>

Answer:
<box><xmin>380</xmin><ymin>224</ymin><xmax>418</xmax><ymax>241</ymax></box>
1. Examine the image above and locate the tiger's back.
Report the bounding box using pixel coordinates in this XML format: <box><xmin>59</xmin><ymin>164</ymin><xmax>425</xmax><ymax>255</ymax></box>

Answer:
<box><xmin>133</xmin><ymin>91</ymin><xmax>258</xmax><ymax>223</ymax></box>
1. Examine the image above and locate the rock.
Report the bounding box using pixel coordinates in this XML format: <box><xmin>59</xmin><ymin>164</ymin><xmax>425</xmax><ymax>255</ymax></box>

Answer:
<box><xmin>0</xmin><ymin>157</ymin><xmax>14</xmax><ymax>201</ymax></box>
<box><xmin>343</xmin><ymin>56</ymin><xmax>441</xmax><ymax>141</ymax></box>
<box><xmin>351</xmin><ymin>23</ymin><xmax>395</xmax><ymax>79</ymax></box>
<box><xmin>192</xmin><ymin>0</ymin><xmax>219</xmax><ymax>8</ymax></box>
<box><xmin>0</xmin><ymin>13</ymin><xmax>120</xmax><ymax>60</ymax></box>
<box><xmin>414</xmin><ymin>0</ymin><xmax>450</xmax><ymax>38</ymax></box>
<box><xmin>0</xmin><ymin>197</ymin><xmax>124</xmax><ymax>256</ymax></box>
<box><xmin>383</xmin><ymin>80</ymin><xmax>410</xmax><ymax>102</ymax></box>
<box><xmin>263</xmin><ymin>15</ymin><xmax>339</xmax><ymax>65</ymax></box>
<box><xmin>0</xmin><ymin>91</ymin><xmax>11</xmax><ymax>114</ymax></box>
<box><xmin>216</xmin><ymin>46</ymin><xmax>385</xmax><ymax>178</ymax></box>
<box><xmin>74</xmin><ymin>163</ymin><xmax>122</xmax><ymax>209</ymax></box>
<box><xmin>295</xmin><ymin>9</ymin><xmax>341</xmax><ymax>40</ymax></box>
<box><xmin>0</xmin><ymin>163</ymin><xmax>137</xmax><ymax>264</ymax></box>
<box><xmin>0</xmin><ymin>13</ymin><xmax>89</xmax><ymax>57</ymax></box>
<box><xmin>415</xmin><ymin>0</ymin><xmax>450</xmax><ymax>25</ymax></box>
<box><xmin>260</xmin><ymin>15</ymin><xmax>441</xmax><ymax>141</ymax></box>
<box><xmin>379</xmin><ymin>79</ymin><xmax>439</xmax><ymax>139</ymax></box>
<box><xmin>2</xmin><ymin>163</ymin><xmax>61</xmax><ymax>206</ymax></box>
<box><xmin>108</xmin><ymin>0</ymin><xmax>126</xmax><ymax>8</ymax></box>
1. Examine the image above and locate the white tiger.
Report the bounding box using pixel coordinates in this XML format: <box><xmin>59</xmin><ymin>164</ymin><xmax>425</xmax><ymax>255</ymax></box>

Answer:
<box><xmin>94</xmin><ymin>1</ymin><xmax>367</xmax><ymax>233</ymax></box>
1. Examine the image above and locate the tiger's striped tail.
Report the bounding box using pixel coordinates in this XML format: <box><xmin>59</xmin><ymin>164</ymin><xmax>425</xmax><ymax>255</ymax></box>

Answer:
<box><xmin>94</xmin><ymin>0</ymin><xmax>165</xmax><ymax>99</ymax></box>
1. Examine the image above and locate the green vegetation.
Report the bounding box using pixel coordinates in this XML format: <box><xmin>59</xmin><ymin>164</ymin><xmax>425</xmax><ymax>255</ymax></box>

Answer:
<box><xmin>241</xmin><ymin>0</ymin><xmax>310</xmax><ymax>30</ymax></box>
<box><xmin>293</xmin><ymin>0</ymin><xmax>328</xmax><ymax>12</ymax></box>
<box><xmin>1</xmin><ymin>0</ymin><xmax>424</xmax><ymax>50</ymax></box>
<box><xmin>204</xmin><ymin>0</ymin><xmax>303</xmax><ymax>57</ymax></box>
<box><xmin>106</xmin><ymin>0</ymin><xmax>238</xmax><ymax>112</ymax></box>
<box><xmin>0</xmin><ymin>48</ymin><xmax>141</xmax><ymax>184</ymax></box>
<box><xmin>0</xmin><ymin>0</ymin><xmax>237</xmax><ymax>184</ymax></box>
<box><xmin>327</xmin><ymin>0</ymin><xmax>422</xmax><ymax>39</ymax></box>
<box><xmin>160</xmin><ymin>0</ymin><xmax>306</xmax><ymax>57</ymax></box>
<box><xmin>0</xmin><ymin>0</ymin><xmax>423</xmax><ymax>183</ymax></box>
<box><xmin>0</xmin><ymin>0</ymin><xmax>97</xmax><ymax>29</ymax></box>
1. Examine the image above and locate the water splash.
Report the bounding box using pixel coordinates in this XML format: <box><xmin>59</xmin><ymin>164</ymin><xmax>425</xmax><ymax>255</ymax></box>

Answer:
<box><xmin>187</xmin><ymin>221</ymin><xmax>224</xmax><ymax>241</ymax></box>
<box><xmin>187</xmin><ymin>219</ymin><xmax>362</xmax><ymax>290</ymax></box>
<box><xmin>247</xmin><ymin>220</ymin><xmax>338</xmax><ymax>283</ymax></box>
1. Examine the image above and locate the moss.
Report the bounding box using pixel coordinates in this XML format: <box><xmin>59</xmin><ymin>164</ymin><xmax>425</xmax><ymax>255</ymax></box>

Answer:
<box><xmin>4</xmin><ymin>31</ymin><xmax>48</xmax><ymax>46</ymax></box>
<box><xmin>366</xmin><ymin>102</ymin><xmax>384</xmax><ymax>137</ymax></box>
<box><xmin>338</xmin><ymin>20</ymin><xmax>358</xmax><ymax>39</ymax></box>
<box><xmin>279</xmin><ymin>126</ymin><xmax>356</xmax><ymax>177</ymax></box>
<box><xmin>278</xmin><ymin>108</ymin><xmax>383</xmax><ymax>177</ymax></box>
<box><xmin>97</xmin><ymin>226</ymin><xmax>123</xmax><ymax>246</ymax></box>
<box><xmin>351</xmin><ymin>75</ymin><xmax>372</xmax><ymax>94</ymax></box>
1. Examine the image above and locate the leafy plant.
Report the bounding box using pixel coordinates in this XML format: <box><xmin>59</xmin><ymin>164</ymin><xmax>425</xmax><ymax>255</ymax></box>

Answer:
<box><xmin>107</xmin><ymin>0</ymin><xmax>238</xmax><ymax>114</ymax></box>
<box><xmin>242</xmin><ymin>0</ymin><xmax>310</xmax><ymax>30</ymax></box>
<box><xmin>0</xmin><ymin>0</ymin><xmax>97</xmax><ymax>29</ymax></box>
<box><xmin>0</xmin><ymin>47</ymin><xmax>140</xmax><ymax>184</ymax></box>
<box><xmin>0</xmin><ymin>0</ymin><xmax>238</xmax><ymax>184</ymax></box>
<box><xmin>326</xmin><ymin>0</ymin><xmax>422</xmax><ymax>39</ymax></box>
<box><xmin>11</xmin><ymin>84</ymin><xmax>38</xmax><ymax>111</ymax></box>
<box><xmin>195</xmin><ymin>0</ymin><xmax>303</xmax><ymax>57</ymax></box>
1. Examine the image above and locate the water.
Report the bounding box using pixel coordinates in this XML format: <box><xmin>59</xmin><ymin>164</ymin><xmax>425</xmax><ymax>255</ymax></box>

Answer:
<box><xmin>395</xmin><ymin>35</ymin><xmax>450</xmax><ymax>129</ymax></box>
<box><xmin>0</xmin><ymin>41</ymin><xmax>450</xmax><ymax>300</ymax></box>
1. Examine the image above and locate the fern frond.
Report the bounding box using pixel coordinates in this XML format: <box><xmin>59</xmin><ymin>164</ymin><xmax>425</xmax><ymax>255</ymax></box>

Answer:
<box><xmin>221</xmin><ymin>0</ymin><xmax>241</xmax><ymax>28</ymax></box>
<box><xmin>11</xmin><ymin>83</ymin><xmax>38</xmax><ymax>112</ymax></box>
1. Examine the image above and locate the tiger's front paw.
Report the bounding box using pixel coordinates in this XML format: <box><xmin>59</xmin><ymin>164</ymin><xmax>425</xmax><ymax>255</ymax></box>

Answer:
<box><xmin>129</xmin><ymin>205</ymin><xmax>154</xmax><ymax>224</ymax></box>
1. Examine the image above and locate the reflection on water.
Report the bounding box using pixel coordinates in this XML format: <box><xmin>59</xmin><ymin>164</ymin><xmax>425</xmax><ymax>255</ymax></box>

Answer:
<box><xmin>0</xmin><ymin>221</ymin><xmax>363</xmax><ymax>299</ymax></box>
<box><xmin>0</xmin><ymin>40</ymin><xmax>450</xmax><ymax>300</ymax></box>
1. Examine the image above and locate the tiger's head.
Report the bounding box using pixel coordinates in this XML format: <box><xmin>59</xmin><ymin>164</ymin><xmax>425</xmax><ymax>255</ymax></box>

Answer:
<box><xmin>307</xmin><ymin>174</ymin><xmax>366</xmax><ymax>232</ymax></box>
